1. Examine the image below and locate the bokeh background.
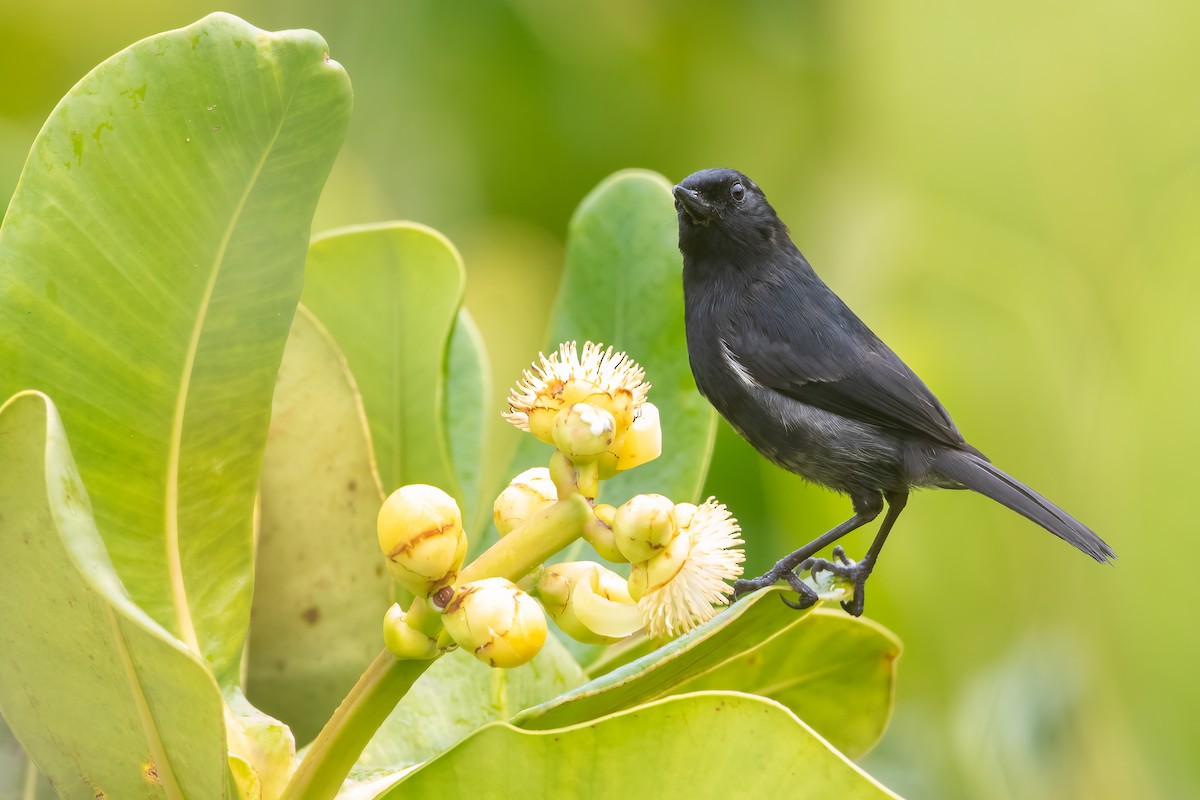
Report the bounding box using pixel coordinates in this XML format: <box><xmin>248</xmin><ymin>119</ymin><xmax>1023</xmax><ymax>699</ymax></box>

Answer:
<box><xmin>3</xmin><ymin>2</ymin><xmax>1195</xmax><ymax>797</ymax></box>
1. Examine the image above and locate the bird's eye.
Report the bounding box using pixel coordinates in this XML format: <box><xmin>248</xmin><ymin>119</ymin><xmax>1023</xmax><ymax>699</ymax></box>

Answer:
<box><xmin>730</xmin><ymin>182</ymin><xmax>746</xmax><ymax>203</ymax></box>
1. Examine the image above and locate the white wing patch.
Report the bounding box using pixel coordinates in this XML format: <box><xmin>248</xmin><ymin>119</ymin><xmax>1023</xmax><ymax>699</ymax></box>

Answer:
<box><xmin>719</xmin><ymin>338</ymin><xmax>761</xmax><ymax>389</ymax></box>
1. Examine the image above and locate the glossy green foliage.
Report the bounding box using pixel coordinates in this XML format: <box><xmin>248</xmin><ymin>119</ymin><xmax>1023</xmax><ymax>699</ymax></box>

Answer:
<box><xmin>0</xmin><ymin>12</ymin><xmax>352</xmax><ymax>683</ymax></box>
<box><xmin>517</xmin><ymin>588</ymin><xmax>899</xmax><ymax>758</ymax></box>
<box><xmin>0</xmin><ymin>393</ymin><xmax>227</xmax><ymax>800</ymax></box>
<box><xmin>352</xmin><ymin>639</ymin><xmax>588</xmax><ymax>777</ymax></box>
<box><xmin>381</xmin><ymin>693</ymin><xmax>900</xmax><ymax>800</ymax></box>
<box><xmin>673</xmin><ymin>607</ymin><xmax>901</xmax><ymax>758</ymax></box>
<box><xmin>303</xmin><ymin>224</ymin><xmax>489</xmax><ymax>528</ymax></box>
<box><xmin>248</xmin><ymin>308</ymin><xmax>393</xmax><ymax>746</ymax></box>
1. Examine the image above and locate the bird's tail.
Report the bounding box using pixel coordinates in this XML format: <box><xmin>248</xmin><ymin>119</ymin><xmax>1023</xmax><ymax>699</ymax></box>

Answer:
<box><xmin>931</xmin><ymin>449</ymin><xmax>1115</xmax><ymax>563</ymax></box>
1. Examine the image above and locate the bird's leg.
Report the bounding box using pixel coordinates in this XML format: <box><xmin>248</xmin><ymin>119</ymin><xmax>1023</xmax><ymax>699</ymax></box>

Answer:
<box><xmin>733</xmin><ymin>492</ymin><xmax>883</xmax><ymax>607</ymax></box>
<box><xmin>807</xmin><ymin>491</ymin><xmax>908</xmax><ymax>616</ymax></box>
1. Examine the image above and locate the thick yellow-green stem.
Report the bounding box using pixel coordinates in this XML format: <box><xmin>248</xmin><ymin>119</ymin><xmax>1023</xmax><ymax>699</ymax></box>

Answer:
<box><xmin>461</xmin><ymin>493</ymin><xmax>593</xmax><ymax>582</ymax></box>
<box><xmin>279</xmin><ymin>650</ymin><xmax>431</xmax><ymax>800</ymax></box>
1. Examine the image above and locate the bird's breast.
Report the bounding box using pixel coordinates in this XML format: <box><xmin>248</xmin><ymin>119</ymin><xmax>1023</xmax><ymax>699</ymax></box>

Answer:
<box><xmin>684</xmin><ymin>302</ymin><xmax>907</xmax><ymax>495</ymax></box>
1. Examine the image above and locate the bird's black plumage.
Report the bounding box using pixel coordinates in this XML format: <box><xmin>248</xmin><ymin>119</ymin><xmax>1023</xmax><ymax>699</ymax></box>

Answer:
<box><xmin>674</xmin><ymin>167</ymin><xmax>1114</xmax><ymax>614</ymax></box>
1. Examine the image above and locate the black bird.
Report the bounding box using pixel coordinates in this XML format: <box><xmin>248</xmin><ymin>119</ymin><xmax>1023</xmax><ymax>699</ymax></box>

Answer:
<box><xmin>673</xmin><ymin>168</ymin><xmax>1114</xmax><ymax>616</ymax></box>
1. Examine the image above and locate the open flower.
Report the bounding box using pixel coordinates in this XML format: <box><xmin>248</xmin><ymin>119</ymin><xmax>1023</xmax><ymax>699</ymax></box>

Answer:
<box><xmin>504</xmin><ymin>342</ymin><xmax>657</xmax><ymax>471</ymax></box>
<box><xmin>535</xmin><ymin>561</ymin><xmax>642</xmax><ymax>644</ymax></box>
<box><xmin>633</xmin><ymin>498</ymin><xmax>745</xmax><ymax>638</ymax></box>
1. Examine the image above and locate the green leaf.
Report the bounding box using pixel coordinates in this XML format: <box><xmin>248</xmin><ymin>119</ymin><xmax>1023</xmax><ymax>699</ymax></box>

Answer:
<box><xmin>224</xmin><ymin>687</ymin><xmax>296</xmax><ymax>800</ymax></box>
<box><xmin>302</xmin><ymin>223</ymin><xmax>473</xmax><ymax>509</ymax></box>
<box><xmin>0</xmin><ymin>13</ymin><xmax>352</xmax><ymax>683</ymax></box>
<box><xmin>0</xmin><ymin>391</ymin><xmax>226</xmax><ymax>799</ymax></box>
<box><xmin>0</xmin><ymin>718</ymin><xmax>55</xmax><ymax>800</ymax></box>
<box><xmin>377</xmin><ymin>692</ymin><xmax>902</xmax><ymax>799</ymax></box>
<box><xmin>515</xmin><ymin>586</ymin><xmax>898</xmax><ymax>755</ymax></box>
<box><xmin>670</xmin><ymin>608</ymin><xmax>901</xmax><ymax>758</ymax></box>
<box><xmin>444</xmin><ymin>308</ymin><xmax>492</xmax><ymax>533</ymax></box>
<box><xmin>248</xmin><ymin>307</ymin><xmax>393</xmax><ymax>746</ymax></box>
<box><xmin>506</xmin><ymin>170</ymin><xmax>717</xmax><ymax>513</ymax></box>
<box><xmin>353</xmin><ymin>637</ymin><xmax>587</xmax><ymax>775</ymax></box>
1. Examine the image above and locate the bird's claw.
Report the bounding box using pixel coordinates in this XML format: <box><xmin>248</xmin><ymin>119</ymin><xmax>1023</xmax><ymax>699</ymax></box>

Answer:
<box><xmin>806</xmin><ymin>554</ymin><xmax>870</xmax><ymax>617</ymax></box>
<box><xmin>732</xmin><ymin>552</ymin><xmax>869</xmax><ymax>614</ymax></box>
<box><xmin>780</xmin><ymin>569</ymin><xmax>819</xmax><ymax>609</ymax></box>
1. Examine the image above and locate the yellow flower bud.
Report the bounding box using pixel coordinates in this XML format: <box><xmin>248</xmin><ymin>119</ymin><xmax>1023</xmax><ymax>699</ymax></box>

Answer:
<box><xmin>525</xmin><ymin>405</ymin><xmax>560</xmax><ymax>444</ymax></box>
<box><xmin>493</xmin><ymin>467</ymin><xmax>558</xmax><ymax>536</ymax></box>
<box><xmin>611</xmin><ymin>402</ymin><xmax>662</xmax><ymax>471</ymax></box>
<box><xmin>596</xmin><ymin>451</ymin><xmax>620</xmax><ymax>480</ymax></box>
<box><xmin>442</xmin><ymin>578</ymin><xmax>548</xmax><ymax>668</ymax></box>
<box><xmin>382</xmin><ymin>603</ymin><xmax>439</xmax><ymax>660</ymax></box>
<box><xmin>627</xmin><ymin>525</ymin><xmax>692</xmax><ymax>601</ymax></box>
<box><xmin>673</xmin><ymin>502</ymin><xmax>698</xmax><ymax>529</ymax></box>
<box><xmin>535</xmin><ymin>562</ymin><xmax>640</xmax><ymax>644</ymax></box>
<box><xmin>594</xmin><ymin>503</ymin><xmax>617</xmax><ymax>528</ymax></box>
<box><xmin>584</xmin><ymin>504</ymin><xmax>626</xmax><ymax>562</ymax></box>
<box><xmin>377</xmin><ymin>484</ymin><xmax>468</xmax><ymax>597</ymax></box>
<box><xmin>552</xmin><ymin>403</ymin><xmax>616</xmax><ymax>460</ymax></box>
<box><xmin>613</xmin><ymin>493</ymin><xmax>676</xmax><ymax>563</ymax></box>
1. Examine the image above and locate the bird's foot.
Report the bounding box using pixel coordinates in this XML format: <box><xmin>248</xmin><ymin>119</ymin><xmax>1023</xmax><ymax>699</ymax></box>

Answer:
<box><xmin>806</xmin><ymin>547</ymin><xmax>871</xmax><ymax>617</ymax></box>
<box><xmin>732</xmin><ymin>565</ymin><xmax>819</xmax><ymax>609</ymax></box>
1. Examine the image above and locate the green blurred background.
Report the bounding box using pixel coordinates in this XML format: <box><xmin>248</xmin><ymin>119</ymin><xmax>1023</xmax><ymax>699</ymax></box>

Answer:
<box><xmin>2</xmin><ymin>1</ymin><xmax>1194</xmax><ymax>797</ymax></box>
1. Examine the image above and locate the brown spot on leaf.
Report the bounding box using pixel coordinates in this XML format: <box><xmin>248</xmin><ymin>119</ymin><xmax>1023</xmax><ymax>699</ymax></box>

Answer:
<box><xmin>301</xmin><ymin>606</ymin><xmax>320</xmax><ymax>625</ymax></box>
<box><xmin>347</xmin><ymin>480</ymin><xmax>357</xmax><ymax>492</ymax></box>
<box><xmin>142</xmin><ymin>761</ymin><xmax>160</xmax><ymax>784</ymax></box>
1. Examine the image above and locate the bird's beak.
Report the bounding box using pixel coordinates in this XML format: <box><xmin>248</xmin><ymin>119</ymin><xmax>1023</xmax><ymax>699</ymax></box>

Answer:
<box><xmin>673</xmin><ymin>185</ymin><xmax>712</xmax><ymax>224</ymax></box>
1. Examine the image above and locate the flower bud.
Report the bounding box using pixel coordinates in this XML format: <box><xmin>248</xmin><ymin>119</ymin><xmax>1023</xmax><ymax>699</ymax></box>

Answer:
<box><xmin>552</xmin><ymin>403</ymin><xmax>616</xmax><ymax>460</ymax></box>
<box><xmin>613</xmin><ymin>493</ymin><xmax>676</xmax><ymax>563</ymax></box>
<box><xmin>442</xmin><ymin>578</ymin><xmax>548</xmax><ymax>668</ymax></box>
<box><xmin>611</xmin><ymin>402</ymin><xmax>662</xmax><ymax>471</ymax></box>
<box><xmin>627</xmin><ymin>525</ymin><xmax>692</xmax><ymax>601</ymax></box>
<box><xmin>493</xmin><ymin>467</ymin><xmax>558</xmax><ymax>536</ymax></box>
<box><xmin>673</xmin><ymin>502</ymin><xmax>698</xmax><ymax>529</ymax></box>
<box><xmin>525</xmin><ymin>405</ymin><xmax>560</xmax><ymax>444</ymax></box>
<box><xmin>536</xmin><ymin>562</ymin><xmax>641</xmax><ymax>644</ymax></box>
<box><xmin>377</xmin><ymin>484</ymin><xmax>468</xmax><ymax>597</ymax></box>
<box><xmin>584</xmin><ymin>504</ymin><xmax>626</xmax><ymax>562</ymax></box>
<box><xmin>382</xmin><ymin>603</ymin><xmax>439</xmax><ymax>660</ymax></box>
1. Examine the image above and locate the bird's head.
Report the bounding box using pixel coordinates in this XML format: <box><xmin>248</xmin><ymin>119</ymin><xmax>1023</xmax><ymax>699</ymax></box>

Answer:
<box><xmin>673</xmin><ymin>168</ymin><xmax>787</xmax><ymax>257</ymax></box>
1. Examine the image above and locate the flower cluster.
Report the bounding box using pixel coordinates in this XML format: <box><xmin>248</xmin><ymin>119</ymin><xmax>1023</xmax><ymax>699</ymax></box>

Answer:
<box><xmin>504</xmin><ymin>342</ymin><xmax>661</xmax><ymax>478</ymax></box>
<box><xmin>376</xmin><ymin>341</ymin><xmax>746</xmax><ymax>669</ymax></box>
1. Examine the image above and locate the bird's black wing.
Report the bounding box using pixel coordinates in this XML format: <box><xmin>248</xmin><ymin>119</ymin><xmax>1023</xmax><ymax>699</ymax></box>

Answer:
<box><xmin>725</xmin><ymin>294</ymin><xmax>967</xmax><ymax>449</ymax></box>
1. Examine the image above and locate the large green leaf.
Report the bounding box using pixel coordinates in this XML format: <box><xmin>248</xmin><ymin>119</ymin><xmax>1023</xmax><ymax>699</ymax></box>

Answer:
<box><xmin>352</xmin><ymin>637</ymin><xmax>587</xmax><ymax>776</ymax></box>
<box><xmin>505</xmin><ymin>170</ymin><xmax>716</xmax><ymax>515</ymax></box>
<box><xmin>248</xmin><ymin>307</ymin><xmax>392</xmax><ymax>745</ymax></box>
<box><xmin>0</xmin><ymin>718</ymin><xmax>55</xmax><ymax>800</ymax></box>
<box><xmin>515</xmin><ymin>587</ymin><xmax>898</xmax><ymax>758</ymax></box>
<box><xmin>377</xmin><ymin>692</ymin><xmax>902</xmax><ymax>799</ymax></box>
<box><xmin>0</xmin><ymin>392</ymin><xmax>226</xmax><ymax>799</ymax></box>
<box><xmin>302</xmin><ymin>224</ymin><xmax>482</xmax><ymax>519</ymax></box>
<box><xmin>444</xmin><ymin>309</ymin><xmax>491</xmax><ymax>532</ymax></box>
<box><xmin>0</xmin><ymin>13</ymin><xmax>352</xmax><ymax>682</ymax></box>
<box><xmin>671</xmin><ymin>608</ymin><xmax>901</xmax><ymax>758</ymax></box>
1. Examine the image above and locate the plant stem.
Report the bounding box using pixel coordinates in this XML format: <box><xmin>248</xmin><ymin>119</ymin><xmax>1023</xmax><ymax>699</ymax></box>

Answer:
<box><xmin>460</xmin><ymin>492</ymin><xmax>592</xmax><ymax>583</ymax></box>
<box><xmin>279</xmin><ymin>650</ymin><xmax>433</xmax><ymax>800</ymax></box>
